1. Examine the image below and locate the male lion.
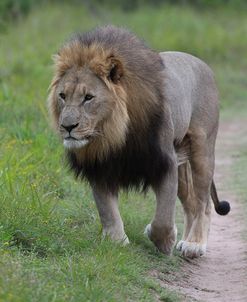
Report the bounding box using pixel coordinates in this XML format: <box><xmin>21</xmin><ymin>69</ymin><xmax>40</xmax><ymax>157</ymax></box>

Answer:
<box><xmin>48</xmin><ymin>26</ymin><xmax>230</xmax><ymax>258</ymax></box>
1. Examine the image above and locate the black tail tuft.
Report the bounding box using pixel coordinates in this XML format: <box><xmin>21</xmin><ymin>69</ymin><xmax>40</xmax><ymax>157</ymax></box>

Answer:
<box><xmin>215</xmin><ymin>201</ymin><xmax>231</xmax><ymax>215</ymax></box>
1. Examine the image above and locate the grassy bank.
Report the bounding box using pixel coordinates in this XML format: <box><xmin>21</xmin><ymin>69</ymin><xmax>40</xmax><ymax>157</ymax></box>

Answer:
<box><xmin>0</xmin><ymin>3</ymin><xmax>246</xmax><ymax>301</ymax></box>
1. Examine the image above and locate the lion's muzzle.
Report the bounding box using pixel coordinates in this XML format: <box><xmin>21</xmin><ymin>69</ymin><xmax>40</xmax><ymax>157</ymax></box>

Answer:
<box><xmin>61</xmin><ymin>122</ymin><xmax>79</xmax><ymax>134</ymax></box>
<box><xmin>63</xmin><ymin>137</ymin><xmax>89</xmax><ymax>149</ymax></box>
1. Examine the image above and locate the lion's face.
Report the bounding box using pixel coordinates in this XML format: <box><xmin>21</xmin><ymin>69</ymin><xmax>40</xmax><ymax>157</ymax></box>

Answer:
<box><xmin>55</xmin><ymin>66</ymin><xmax>117</xmax><ymax>150</ymax></box>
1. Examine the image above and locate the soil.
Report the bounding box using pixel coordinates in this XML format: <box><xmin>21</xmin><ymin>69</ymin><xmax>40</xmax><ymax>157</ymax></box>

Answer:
<box><xmin>154</xmin><ymin>119</ymin><xmax>247</xmax><ymax>302</ymax></box>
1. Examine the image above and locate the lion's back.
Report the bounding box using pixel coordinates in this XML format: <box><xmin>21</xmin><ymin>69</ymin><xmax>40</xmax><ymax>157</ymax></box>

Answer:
<box><xmin>160</xmin><ymin>51</ymin><xmax>219</xmax><ymax>140</ymax></box>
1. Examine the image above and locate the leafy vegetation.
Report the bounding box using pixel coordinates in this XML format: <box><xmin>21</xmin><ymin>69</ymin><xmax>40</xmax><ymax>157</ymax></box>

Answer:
<box><xmin>0</xmin><ymin>2</ymin><xmax>246</xmax><ymax>301</ymax></box>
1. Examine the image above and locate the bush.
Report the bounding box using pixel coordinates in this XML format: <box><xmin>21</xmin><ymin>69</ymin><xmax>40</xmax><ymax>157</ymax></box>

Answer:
<box><xmin>94</xmin><ymin>0</ymin><xmax>247</xmax><ymax>11</ymax></box>
<box><xmin>0</xmin><ymin>0</ymin><xmax>36</xmax><ymax>20</ymax></box>
<box><xmin>1</xmin><ymin>0</ymin><xmax>247</xmax><ymax>21</ymax></box>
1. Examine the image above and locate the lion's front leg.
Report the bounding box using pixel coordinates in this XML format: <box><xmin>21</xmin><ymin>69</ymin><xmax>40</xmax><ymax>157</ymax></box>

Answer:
<box><xmin>146</xmin><ymin>157</ymin><xmax>178</xmax><ymax>255</ymax></box>
<box><xmin>92</xmin><ymin>184</ymin><xmax>129</xmax><ymax>245</ymax></box>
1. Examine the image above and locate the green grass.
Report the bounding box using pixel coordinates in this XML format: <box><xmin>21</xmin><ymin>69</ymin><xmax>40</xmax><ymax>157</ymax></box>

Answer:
<box><xmin>0</xmin><ymin>2</ymin><xmax>247</xmax><ymax>301</ymax></box>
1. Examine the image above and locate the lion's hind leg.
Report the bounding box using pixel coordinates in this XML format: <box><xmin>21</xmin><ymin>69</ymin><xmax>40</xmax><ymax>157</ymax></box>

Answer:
<box><xmin>178</xmin><ymin>129</ymin><xmax>214</xmax><ymax>258</ymax></box>
<box><xmin>176</xmin><ymin>161</ymin><xmax>197</xmax><ymax>251</ymax></box>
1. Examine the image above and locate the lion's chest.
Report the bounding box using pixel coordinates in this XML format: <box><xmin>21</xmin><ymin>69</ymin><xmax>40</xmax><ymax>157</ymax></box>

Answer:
<box><xmin>67</xmin><ymin>141</ymin><xmax>171</xmax><ymax>192</ymax></box>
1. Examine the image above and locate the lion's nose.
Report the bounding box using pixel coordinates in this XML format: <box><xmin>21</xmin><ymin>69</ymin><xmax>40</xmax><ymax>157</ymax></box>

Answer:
<box><xmin>61</xmin><ymin>123</ymin><xmax>79</xmax><ymax>133</ymax></box>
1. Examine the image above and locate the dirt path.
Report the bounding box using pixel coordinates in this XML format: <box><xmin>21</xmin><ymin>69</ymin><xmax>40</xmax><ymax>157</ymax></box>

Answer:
<box><xmin>155</xmin><ymin>118</ymin><xmax>247</xmax><ymax>301</ymax></box>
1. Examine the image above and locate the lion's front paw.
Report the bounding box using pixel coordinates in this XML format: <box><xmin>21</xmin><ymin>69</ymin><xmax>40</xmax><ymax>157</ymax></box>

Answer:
<box><xmin>176</xmin><ymin>240</ymin><xmax>185</xmax><ymax>251</ymax></box>
<box><xmin>120</xmin><ymin>235</ymin><xmax>130</xmax><ymax>246</ymax></box>
<box><xmin>145</xmin><ymin>223</ymin><xmax>177</xmax><ymax>255</ymax></box>
<box><xmin>180</xmin><ymin>241</ymin><xmax>207</xmax><ymax>258</ymax></box>
<box><xmin>102</xmin><ymin>228</ymin><xmax>130</xmax><ymax>246</ymax></box>
<box><xmin>144</xmin><ymin>223</ymin><xmax>152</xmax><ymax>238</ymax></box>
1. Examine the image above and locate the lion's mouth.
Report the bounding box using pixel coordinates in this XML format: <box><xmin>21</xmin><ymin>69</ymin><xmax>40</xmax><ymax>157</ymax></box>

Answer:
<box><xmin>63</xmin><ymin>136</ymin><xmax>90</xmax><ymax>149</ymax></box>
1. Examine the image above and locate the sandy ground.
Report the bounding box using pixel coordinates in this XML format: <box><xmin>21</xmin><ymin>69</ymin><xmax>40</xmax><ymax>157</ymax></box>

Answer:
<box><xmin>154</xmin><ymin>119</ymin><xmax>247</xmax><ymax>302</ymax></box>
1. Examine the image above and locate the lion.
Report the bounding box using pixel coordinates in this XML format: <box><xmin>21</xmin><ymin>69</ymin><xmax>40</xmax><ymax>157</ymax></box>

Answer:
<box><xmin>48</xmin><ymin>25</ymin><xmax>230</xmax><ymax>259</ymax></box>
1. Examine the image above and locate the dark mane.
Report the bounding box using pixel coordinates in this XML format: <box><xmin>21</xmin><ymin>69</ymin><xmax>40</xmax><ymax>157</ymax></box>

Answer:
<box><xmin>63</xmin><ymin>26</ymin><xmax>170</xmax><ymax>192</ymax></box>
<box><xmin>67</xmin><ymin>109</ymin><xmax>171</xmax><ymax>192</ymax></box>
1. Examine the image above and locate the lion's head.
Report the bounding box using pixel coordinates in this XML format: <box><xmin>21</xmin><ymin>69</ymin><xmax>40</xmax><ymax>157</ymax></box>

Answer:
<box><xmin>48</xmin><ymin>26</ymin><xmax>165</xmax><ymax>161</ymax></box>
<box><xmin>49</xmin><ymin>62</ymin><xmax>129</xmax><ymax>152</ymax></box>
<box><xmin>48</xmin><ymin>26</ymin><xmax>168</xmax><ymax>190</ymax></box>
<box><xmin>48</xmin><ymin>41</ymin><xmax>131</xmax><ymax>160</ymax></box>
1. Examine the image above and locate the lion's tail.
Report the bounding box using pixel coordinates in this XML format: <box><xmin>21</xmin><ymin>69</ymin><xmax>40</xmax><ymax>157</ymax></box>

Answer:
<box><xmin>211</xmin><ymin>180</ymin><xmax>231</xmax><ymax>215</ymax></box>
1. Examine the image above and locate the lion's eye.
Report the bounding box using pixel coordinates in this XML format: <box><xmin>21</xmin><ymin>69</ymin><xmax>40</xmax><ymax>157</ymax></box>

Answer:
<box><xmin>59</xmin><ymin>92</ymin><xmax>66</xmax><ymax>100</ymax></box>
<box><xmin>84</xmin><ymin>94</ymin><xmax>94</xmax><ymax>102</ymax></box>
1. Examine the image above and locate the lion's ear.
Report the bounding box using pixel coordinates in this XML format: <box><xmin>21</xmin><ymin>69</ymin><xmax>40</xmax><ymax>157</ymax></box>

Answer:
<box><xmin>107</xmin><ymin>56</ymin><xmax>123</xmax><ymax>84</ymax></box>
